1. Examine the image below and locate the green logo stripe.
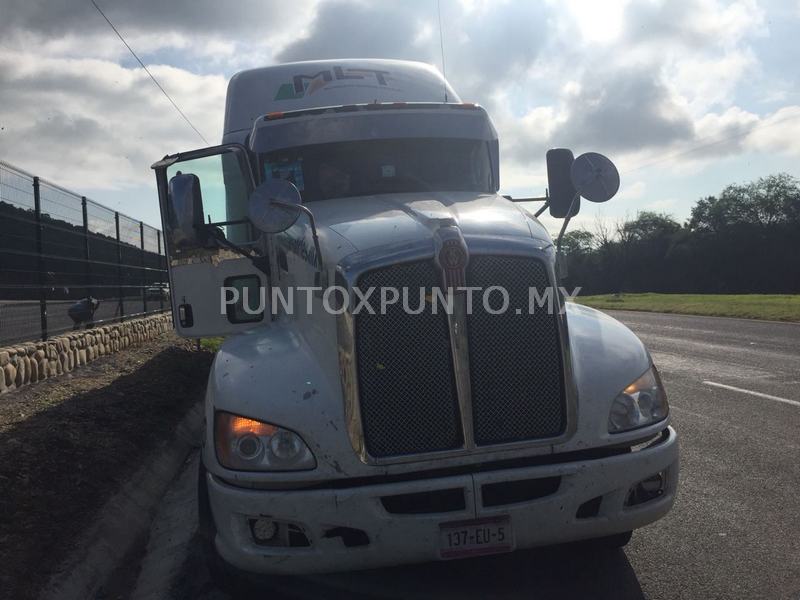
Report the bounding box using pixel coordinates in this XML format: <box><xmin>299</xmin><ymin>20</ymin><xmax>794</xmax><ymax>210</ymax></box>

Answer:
<box><xmin>274</xmin><ymin>83</ymin><xmax>304</xmax><ymax>101</ymax></box>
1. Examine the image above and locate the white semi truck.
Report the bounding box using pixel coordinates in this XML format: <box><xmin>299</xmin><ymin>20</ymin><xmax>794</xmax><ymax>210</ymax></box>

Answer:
<box><xmin>152</xmin><ymin>59</ymin><xmax>678</xmax><ymax>584</ymax></box>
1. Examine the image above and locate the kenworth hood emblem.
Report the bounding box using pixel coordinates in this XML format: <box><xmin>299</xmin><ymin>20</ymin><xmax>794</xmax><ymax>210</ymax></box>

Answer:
<box><xmin>434</xmin><ymin>224</ymin><xmax>469</xmax><ymax>289</ymax></box>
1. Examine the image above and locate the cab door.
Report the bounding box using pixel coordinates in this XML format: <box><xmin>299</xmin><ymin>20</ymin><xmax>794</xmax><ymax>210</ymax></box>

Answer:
<box><xmin>152</xmin><ymin>144</ymin><xmax>269</xmax><ymax>338</ymax></box>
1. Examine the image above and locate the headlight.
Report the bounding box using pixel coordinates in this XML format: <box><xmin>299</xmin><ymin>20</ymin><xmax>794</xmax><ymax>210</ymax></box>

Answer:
<box><xmin>214</xmin><ymin>411</ymin><xmax>316</xmax><ymax>471</ymax></box>
<box><xmin>608</xmin><ymin>365</ymin><xmax>669</xmax><ymax>433</ymax></box>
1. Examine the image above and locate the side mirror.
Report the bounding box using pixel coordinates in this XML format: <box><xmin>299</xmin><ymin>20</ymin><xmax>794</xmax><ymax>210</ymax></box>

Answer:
<box><xmin>249</xmin><ymin>179</ymin><xmax>303</xmax><ymax>234</ymax></box>
<box><xmin>570</xmin><ymin>152</ymin><xmax>620</xmax><ymax>203</ymax></box>
<box><xmin>552</xmin><ymin>151</ymin><xmax>620</xmax><ymax>280</ymax></box>
<box><xmin>546</xmin><ymin>149</ymin><xmax>579</xmax><ymax>218</ymax></box>
<box><xmin>167</xmin><ymin>173</ymin><xmax>210</xmax><ymax>249</ymax></box>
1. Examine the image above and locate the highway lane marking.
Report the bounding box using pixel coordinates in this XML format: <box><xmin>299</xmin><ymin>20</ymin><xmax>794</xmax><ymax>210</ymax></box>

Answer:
<box><xmin>670</xmin><ymin>405</ymin><xmax>800</xmax><ymax>450</ymax></box>
<box><xmin>702</xmin><ymin>381</ymin><xmax>800</xmax><ymax>408</ymax></box>
<box><xmin>669</xmin><ymin>405</ymin><xmax>745</xmax><ymax>431</ymax></box>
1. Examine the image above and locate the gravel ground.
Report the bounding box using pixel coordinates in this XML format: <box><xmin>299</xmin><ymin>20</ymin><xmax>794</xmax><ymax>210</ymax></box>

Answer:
<box><xmin>0</xmin><ymin>332</ymin><xmax>214</xmax><ymax>600</ymax></box>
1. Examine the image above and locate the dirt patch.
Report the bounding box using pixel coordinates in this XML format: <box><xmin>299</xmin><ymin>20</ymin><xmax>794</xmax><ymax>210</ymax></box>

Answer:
<box><xmin>0</xmin><ymin>332</ymin><xmax>214</xmax><ymax>600</ymax></box>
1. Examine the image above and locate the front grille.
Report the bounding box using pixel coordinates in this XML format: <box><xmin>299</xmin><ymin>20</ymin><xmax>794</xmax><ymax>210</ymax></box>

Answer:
<box><xmin>467</xmin><ymin>256</ymin><xmax>565</xmax><ymax>445</ymax></box>
<box><xmin>354</xmin><ymin>260</ymin><xmax>462</xmax><ymax>458</ymax></box>
<box><xmin>352</xmin><ymin>254</ymin><xmax>566</xmax><ymax>459</ymax></box>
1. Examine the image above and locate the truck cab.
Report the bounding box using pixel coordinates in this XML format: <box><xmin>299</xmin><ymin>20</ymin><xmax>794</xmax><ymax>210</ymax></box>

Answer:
<box><xmin>152</xmin><ymin>59</ymin><xmax>678</xmax><ymax>579</ymax></box>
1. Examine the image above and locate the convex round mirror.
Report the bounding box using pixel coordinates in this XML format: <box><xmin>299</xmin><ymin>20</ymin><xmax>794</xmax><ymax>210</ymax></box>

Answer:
<box><xmin>570</xmin><ymin>152</ymin><xmax>620</xmax><ymax>203</ymax></box>
<box><xmin>248</xmin><ymin>179</ymin><xmax>303</xmax><ymax>233</ymax></box>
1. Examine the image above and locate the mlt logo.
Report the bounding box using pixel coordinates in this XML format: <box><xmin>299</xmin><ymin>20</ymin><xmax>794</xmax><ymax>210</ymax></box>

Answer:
<box><xmin>274</xmin><ymin>66</ymin><xmax>391</xmax><ymax>100</ymax></box>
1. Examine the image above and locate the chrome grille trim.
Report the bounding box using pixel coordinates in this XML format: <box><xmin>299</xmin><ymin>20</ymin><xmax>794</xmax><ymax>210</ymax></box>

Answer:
<box><xmin>447</xmin><ymin>293</ymin><xmax>475</xmax><ymax>449</ymax></box>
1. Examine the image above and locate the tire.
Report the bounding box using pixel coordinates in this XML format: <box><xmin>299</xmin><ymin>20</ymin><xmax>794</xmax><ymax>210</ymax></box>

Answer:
<box><xmin>197</xmin><ymin>461</ymin><xmax>255</xmax><ymax>597</ymax></box>
<box><xmin>585</xmin><ymin>531</ymin><xmax>633</xmax><ymax>550</ymax></box>
<box><xmin>196</xmin><ymin>460</ymin><xmax>214</xmax><ymax>542</ymax></box>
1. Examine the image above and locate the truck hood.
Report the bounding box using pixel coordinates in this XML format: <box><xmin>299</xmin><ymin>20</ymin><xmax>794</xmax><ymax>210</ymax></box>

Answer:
<box><xmin>309</xmin><ymin>192</ymin><xmax>552</xmax><ymax>263</ymax></box>
<box><xmin>206</xmin><ymin>301</ymin><xmax>659</xmax><ymax>484</ymax></box>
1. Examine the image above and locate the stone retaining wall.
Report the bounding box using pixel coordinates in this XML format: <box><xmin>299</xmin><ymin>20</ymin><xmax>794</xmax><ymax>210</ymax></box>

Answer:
<box><xmin>0</xmin><ymin>313</ymin><xmax>172</xmax><ymax>394</ymax></box>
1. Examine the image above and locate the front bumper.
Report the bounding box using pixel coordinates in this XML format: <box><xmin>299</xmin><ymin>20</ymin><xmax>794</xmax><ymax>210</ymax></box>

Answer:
<box><xmin>207</xmin><ymin>426</ymin><xmax>678</xmax><ymax>575</ymax></box>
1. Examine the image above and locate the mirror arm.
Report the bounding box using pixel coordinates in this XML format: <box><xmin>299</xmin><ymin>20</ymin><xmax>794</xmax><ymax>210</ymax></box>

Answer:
<box><xmin>534</xmin><ymin>200</ymin><xmax>550</xmax><ymax>218</ymax></box>
<box><xmin>554</xmin><ymin>192</ymin><xmax>580</xmax><ymax>280</ymax></box>
<box><xmin>555</xmin><ymin>214</ymin><xmax>572</xmax><ymax>254</ymax></box>
<box><xmin>207</xmin><ymin>218</ymin><xmax>249</xmax><ymax>227</ymax></box>
<box><xmin>555</xmin><ymin>192</ymin><xmax>580</xmax><ymax>249</ymax></box>
<box><xmin>274</xmin><ymin>202</ymin><xmax>324</xmax><ymax>272</ymax></box>
<box><xmin>508</xmin><ymin>196</ymin><xmax>549</xmax><ymax>203</ymax></box>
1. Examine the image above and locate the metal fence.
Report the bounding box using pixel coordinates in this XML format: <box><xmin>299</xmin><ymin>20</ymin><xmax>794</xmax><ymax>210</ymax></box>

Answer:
<box><xmin>0</xmin><ymin>160</ymin><xmax>168</xmax><ymax>345</ymax></box>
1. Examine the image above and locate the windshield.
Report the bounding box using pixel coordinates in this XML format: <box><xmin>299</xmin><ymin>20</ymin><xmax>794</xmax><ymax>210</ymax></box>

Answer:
<box><xmin>260</xmin><ymin>138</ymin><xmax>493</xmax><ymax>202</ymax></box>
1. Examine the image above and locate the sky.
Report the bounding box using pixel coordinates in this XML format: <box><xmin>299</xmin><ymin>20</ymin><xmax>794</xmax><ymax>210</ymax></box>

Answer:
<box><xmin>1</xmin><ymin>0</ymin><xmax>799</xmax><ymax>233</ymax></box>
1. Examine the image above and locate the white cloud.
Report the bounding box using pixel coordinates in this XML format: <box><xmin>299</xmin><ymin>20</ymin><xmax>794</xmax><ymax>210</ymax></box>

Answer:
<box><xmin>564</xmin><ymin>0</ymin><xmax>630</xmax><ymax>43</ymax></box>
<box><xmin>618</xmin><ymin>180</ymin><xmax>646</xmax><ymax>202</ymax></box>
<box><xmin>0</xmin><ymin>0</ymin><xmax>799</xmax><ymax>229</ymax></box>
<box><xmin>747</xmin><ymin>106</ymin><xmax>800</xmax><ymax>155</ymax></box>
<box><xmin>0</xmin><ymin>48</ymin><xmax>227</xmax><ymax>191</ymax></box>
<box><xmin>668</xmin><ymin>49</ymin><xmax>757</xmax><ymax>114</ymax></box>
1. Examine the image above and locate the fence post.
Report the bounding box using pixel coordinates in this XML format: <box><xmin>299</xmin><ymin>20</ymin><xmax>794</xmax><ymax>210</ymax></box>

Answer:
<box><xmin>157</xmin><ymin>230</ymin><xmax>164</xmax><ymax>311</ymax></box>
<box><xmin>33</xmin><ymin>176</ymin><xmax>48</xmax><ymax>340</ymax></box>
<box><xmin>140</xmin><ymin>221</ymin><xmax>147</xmax><ymax>315</ymax></box>
<box><xmin>115</xmin><ymin>212</ymin><xmax>124</xmax><ymax>321</ymax></box>
<box><xmin>81</xmin><ymin>197</ymin><xmax>92</xmax><ymax>300</ymax></box>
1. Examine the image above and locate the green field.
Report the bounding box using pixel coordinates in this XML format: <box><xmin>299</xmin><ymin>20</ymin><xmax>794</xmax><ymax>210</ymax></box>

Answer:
<box><xmin>576</xmin><ymin>293</ymin><xmax>800</xmax><ymax>322</ymax></box>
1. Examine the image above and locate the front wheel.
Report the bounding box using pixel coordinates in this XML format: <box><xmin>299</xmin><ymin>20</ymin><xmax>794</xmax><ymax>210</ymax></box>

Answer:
<box><xmin>584</xmin><ymin>531</ymin><xmax>633</xmax><ymax>549</ymax></box>
<box><xmin>197</xmin><ymin>461</ymin><xmax>255</xmax><ymax>595</ymax></box>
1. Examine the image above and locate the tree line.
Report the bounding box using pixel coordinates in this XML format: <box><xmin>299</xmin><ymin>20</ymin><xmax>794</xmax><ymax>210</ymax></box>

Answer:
<box><xmin>561</xmin><ymin>173</ymin><xmax>800</xmax><ymax>294</ymax></box>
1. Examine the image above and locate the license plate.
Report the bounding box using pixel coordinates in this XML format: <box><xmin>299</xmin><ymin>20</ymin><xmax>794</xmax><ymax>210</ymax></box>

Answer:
<box><xmin>439</xmin><ymin>516</ymin><xmax>514</xmax><ymax>559</ymax></box>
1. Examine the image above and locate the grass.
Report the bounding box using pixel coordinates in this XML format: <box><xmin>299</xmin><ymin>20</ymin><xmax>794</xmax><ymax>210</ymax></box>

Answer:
<box><xmin>199</xmin><ymin>337</ymin><xmax>224</xmax><ymax>352</ymax></box>
<box><xmin>575</xmin><ymin>293</ymin><xmax>800</xmax><ymax>322</ymax></box>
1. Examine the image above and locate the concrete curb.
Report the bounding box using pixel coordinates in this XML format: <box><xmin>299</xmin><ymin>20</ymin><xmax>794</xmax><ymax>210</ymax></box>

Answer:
<box><xmin>131</xmin><ymin>452</ymin><xmax>202</xmax><ymax>600</ymax></box>
<box><xmin>40</xmin><ymin>401</ymin><xmax>205</xmax><ymax>600</ymax></box>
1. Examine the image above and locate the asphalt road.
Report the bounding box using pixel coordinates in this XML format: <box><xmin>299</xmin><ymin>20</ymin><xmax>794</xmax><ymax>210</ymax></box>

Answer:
<box><xmin>124</xmin><ymin>310</ymin><xmax>800</xmax><ymax>600</ymax></box>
